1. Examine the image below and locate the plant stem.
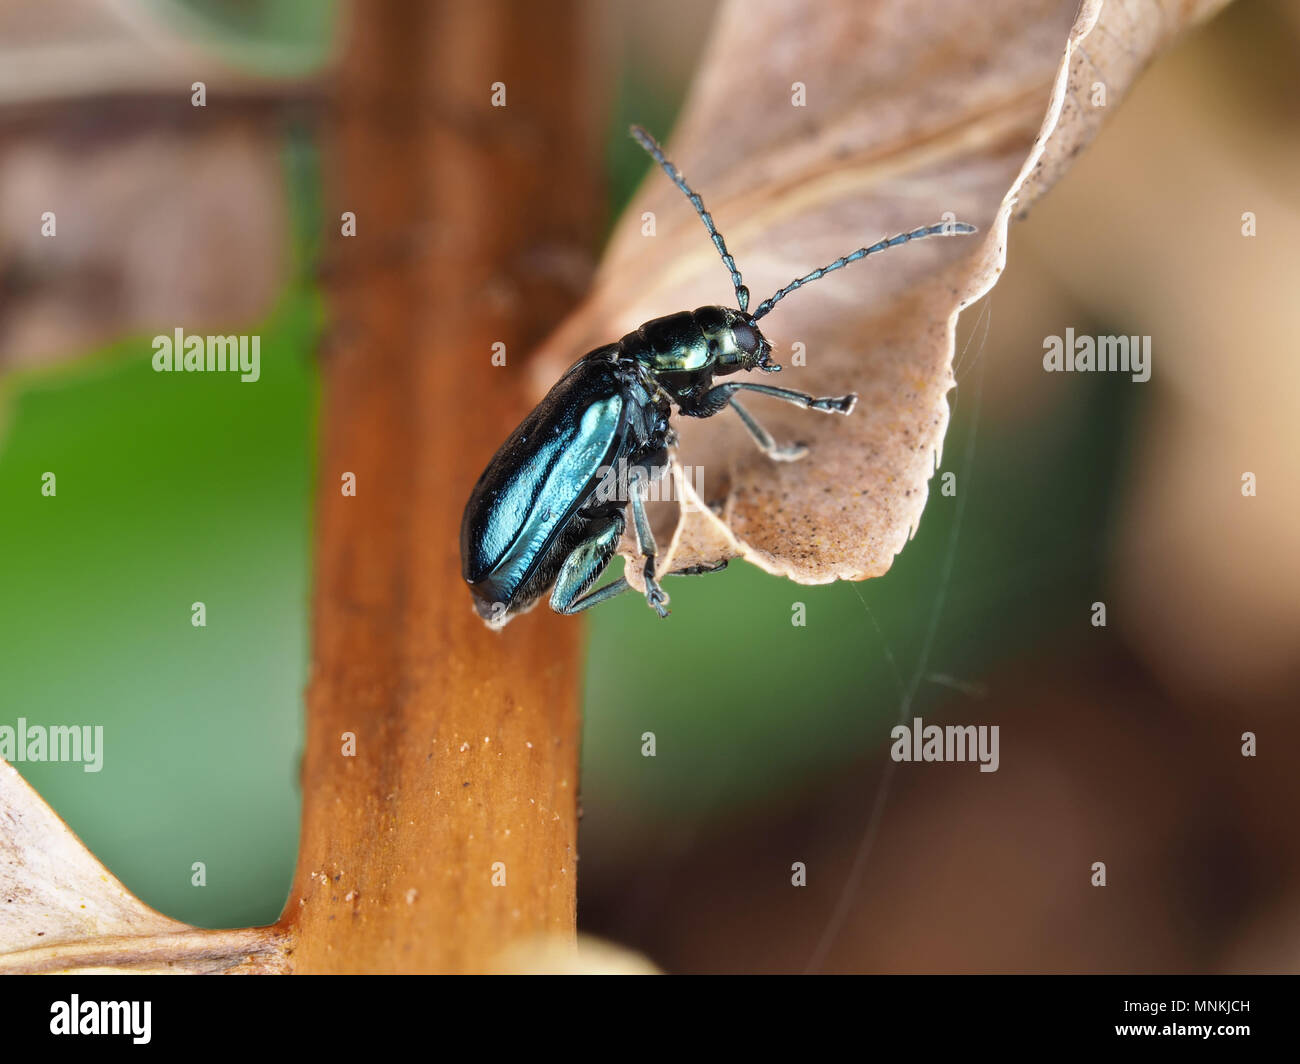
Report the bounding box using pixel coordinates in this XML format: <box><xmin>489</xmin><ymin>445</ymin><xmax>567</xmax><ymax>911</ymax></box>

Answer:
<box><xmin>280</xmin><ymin>0</ymin><xmax>600</xmax><ymax>974</ymax></box>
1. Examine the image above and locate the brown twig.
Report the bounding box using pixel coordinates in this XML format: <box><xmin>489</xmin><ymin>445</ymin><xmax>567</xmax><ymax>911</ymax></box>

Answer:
<box><xmin>279</xmin><ymin>0</ymin><xmax>601</xmax><ymax>974</ymax></box>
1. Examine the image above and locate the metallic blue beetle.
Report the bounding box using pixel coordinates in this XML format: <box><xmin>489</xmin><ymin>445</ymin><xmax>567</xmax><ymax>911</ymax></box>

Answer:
<box><xmin>461</xmin><ymin>126</ymin><xmax>975</xmax><ymax>627</ymax></box>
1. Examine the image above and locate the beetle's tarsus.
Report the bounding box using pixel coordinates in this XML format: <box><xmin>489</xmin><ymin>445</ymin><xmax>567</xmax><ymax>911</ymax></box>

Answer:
<box><xmin>643</xmin><ymin>561</ymin><xmax>668</xmax><ymax>614</ymax></box>
<box><xmin>812</xmin><ymin>392</ymin><xmax>857</xmax><ymax>414</ymax></box>
<box><xmin>646</xmin><ymin>583</ymin><xmax>670</xmax><ymax>617</ymax></box>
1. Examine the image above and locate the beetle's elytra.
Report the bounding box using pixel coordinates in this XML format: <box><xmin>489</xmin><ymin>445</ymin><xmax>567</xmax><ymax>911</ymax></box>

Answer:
<box><xmin>460</xmin><ymin>126</ymin><xmax>976</xmax><ymax>628</ymax></box>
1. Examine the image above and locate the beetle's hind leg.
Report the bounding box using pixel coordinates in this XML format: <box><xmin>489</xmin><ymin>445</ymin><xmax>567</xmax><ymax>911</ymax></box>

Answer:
<box><xmin>550</xmin><ymin>513</ymin><xmax>629</xmax><ymax>616</ymax></box>
<box><xmin>549</xmin><ymin>514</ymin><xmax>725</xmax><ymax>619</ymax></box>
<box><xmin>554</xmin><ymin>576</ymin><xmax>631</xmax><ymax>615</ymax></box>
<box><xmin>628</xmin><ymin>468</ymin><xmax>669</xmax><ymax>618</ymax></box>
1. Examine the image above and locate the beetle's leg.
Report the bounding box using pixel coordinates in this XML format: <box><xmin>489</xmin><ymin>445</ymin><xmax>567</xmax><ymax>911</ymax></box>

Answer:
<box><xmin>728</xmin><ymin>398</ymin><xmax>809</xmax><ymax>462</ymax></box>
<box><xmin>553</xmin><ymin>561</ymin><xmax>713</xmax><ymax>615</ymax></box>
<box><xmin>682</xmin><ymin>382</ymin><xmax>857</xmax><ymax>422</ymax></box>
<box><xmin>717</xmin><ymin>381</ymin><xmax>857</xmax><ymax>414</ymax></box>
<box><xmin>556</xmin><ymin>549</ymin><xmax>726</xmax><ymax>617</ymax></box>
<box><xmin>628</xmin><ymin>468</ymin><xmax>669</xmax><ymax>618</ymax></box>
<box><xmin>550</xmin><ymin>514</ymin><xmax>629</xmax><ymax>615</ymax></box>
<box><xmin>669</xmin><ymin>560</ymin><xmax>729</xmax><ymax>577</ymax></box>
<box><xmin>556</xmin><ymin>576</ymin><xmax>631</xmax><ymax>615</ymax></box>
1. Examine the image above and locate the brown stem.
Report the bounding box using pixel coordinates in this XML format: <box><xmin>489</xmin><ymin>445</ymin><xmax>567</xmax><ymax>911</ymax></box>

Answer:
<box><xmin>279</xmin><ymin>0</ymin><xmax>601</xmax><ymax>974</ymax></box>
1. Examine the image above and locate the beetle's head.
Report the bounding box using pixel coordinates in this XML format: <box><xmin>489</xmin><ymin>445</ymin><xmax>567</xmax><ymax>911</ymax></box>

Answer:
<box><xmin>710</xmin><ymin>307</ymin><xmax>781</xmax><ymax>375</ymax></box>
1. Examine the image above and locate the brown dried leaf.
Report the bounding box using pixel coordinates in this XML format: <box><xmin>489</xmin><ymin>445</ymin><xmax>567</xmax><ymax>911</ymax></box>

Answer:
<box><xmin>530</xmin><ymin>0</ymin><xmax>1231</xmax><ymax>589</ymax></box>
<box><xmin>0</xmin><ymin>760</ymin><xmax>285</xmax><ymax>973</ymax></box>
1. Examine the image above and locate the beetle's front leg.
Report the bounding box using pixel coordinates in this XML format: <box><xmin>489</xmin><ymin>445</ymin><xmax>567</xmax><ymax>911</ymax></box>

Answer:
<box><xmin>627</xmin><ymin>468</ymin><xmax>669</xmax><ymax>618</ymax></box>
<box><xmin>691</xmin><ymin>380</ymin><xmax>857</xmax><ymax>417</ymax></box>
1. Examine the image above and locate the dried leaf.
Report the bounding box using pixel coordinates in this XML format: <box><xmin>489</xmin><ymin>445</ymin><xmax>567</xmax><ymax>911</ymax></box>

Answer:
<box><xmin>0</xmin><ymin>760</ymin><xmax>285</xmax><ymax>973</ymax></box>
<box><xmin>530</xmin><ymin>0</ymin><xmax>1231</xmax><ymax>590</ymax></box>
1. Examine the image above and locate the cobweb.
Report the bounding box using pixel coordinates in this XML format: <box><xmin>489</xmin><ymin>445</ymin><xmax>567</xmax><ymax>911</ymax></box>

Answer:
<box><xmin>805</xmin><ymin>292</ymin><xmax>993</xmax><ymax>972</ymax></box>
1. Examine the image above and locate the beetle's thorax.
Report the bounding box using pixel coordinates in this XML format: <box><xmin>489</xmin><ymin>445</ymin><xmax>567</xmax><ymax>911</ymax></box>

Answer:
<box><xmin>620</xmin><ymin>306</ymin><xmax>769</xmax><ymax>384</ymax></box>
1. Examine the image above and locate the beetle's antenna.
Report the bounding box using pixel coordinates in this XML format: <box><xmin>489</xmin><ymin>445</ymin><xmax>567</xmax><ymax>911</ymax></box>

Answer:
<box><xmin>631</xmin><ymin>125</ymin><xmax>751</xmax><ymax>315</ymax></box>
<box><xmin>749</xmin><ymin>221</ymin><xmax>977</xmax><ymax>323</ymax></box>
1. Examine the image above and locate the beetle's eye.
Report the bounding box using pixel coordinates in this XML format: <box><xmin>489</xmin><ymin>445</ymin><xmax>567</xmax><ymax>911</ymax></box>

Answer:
<box><xmin>731</xmin><ymin>322</ymin><xmax>759</xmax><ymax>354</ymax></box>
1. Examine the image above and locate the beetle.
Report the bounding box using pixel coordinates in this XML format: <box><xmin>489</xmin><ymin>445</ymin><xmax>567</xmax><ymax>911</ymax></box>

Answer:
<box><xmin>460</xmin><ymin>125</ymin><xmax>975</xmax><ymax>628</ymax></box>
